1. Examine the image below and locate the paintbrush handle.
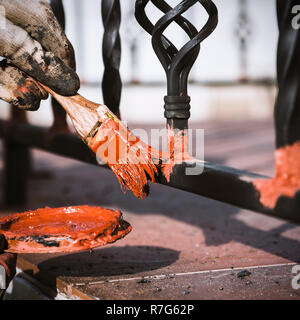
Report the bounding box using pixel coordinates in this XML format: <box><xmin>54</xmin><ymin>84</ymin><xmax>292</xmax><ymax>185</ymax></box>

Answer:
<box><xmin>41</xmin><ymin>85</ymin><xmax>115</xmax><ymax>139</ymax></box>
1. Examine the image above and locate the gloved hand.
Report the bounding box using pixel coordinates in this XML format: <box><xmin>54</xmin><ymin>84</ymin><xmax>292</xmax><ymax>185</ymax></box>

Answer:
<box><xmin>0</xmin><ymin>234</ymin><xmax>17</xmax><ymax>292</ymax></box>
<box><xmin>0</xmin><ymin>0</ymin><xmax>79</xmax><ymax>111</ymax></box>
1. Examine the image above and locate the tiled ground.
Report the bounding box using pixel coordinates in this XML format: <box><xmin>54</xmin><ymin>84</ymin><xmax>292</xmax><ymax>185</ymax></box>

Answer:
<box><xmin>1</xmin><ymin>119</ymin><xmax>300</xmax><ymax>300</ymax></box>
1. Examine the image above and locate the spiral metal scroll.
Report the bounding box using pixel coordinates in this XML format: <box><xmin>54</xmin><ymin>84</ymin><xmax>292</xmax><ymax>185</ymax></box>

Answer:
<box><xmin>102</xmin><ymin>0</ymin><xmax>122</xmax><ymax>118</ymax></box>
<box><xmin>275</xmin><ymin>0</ymin><xmax>300</xmax><ymax>148</ymax></box>
<box><xmin>135</xmin><ymin>0</ymin><xmax>218</xmax><ymax>130</ymax></box>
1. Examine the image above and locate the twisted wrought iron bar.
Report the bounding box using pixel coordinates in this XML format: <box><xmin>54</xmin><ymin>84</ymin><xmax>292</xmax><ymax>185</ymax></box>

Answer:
<box><xmin>135</xmin><ymin>0</ymin><xmax>218</xmax><ymax>130</ymax></box>
<box><xmin>50</xmin><ymin>0</ymin><xmax>66</xmax><ymax>30</ymax></box>
<box><xmin>50</xmin><ymin>0</ymin><xmax>70</xmax><ymax>132</ymax></box>
<box><xmin>275</xmin><ymin>0</ymin><xmax>300</xmax><ymax>148</ymax></box>
<box><xmin>102</xmin><ymin>0</ymin><xmax>122</xmax><ymax>118</ymax></box>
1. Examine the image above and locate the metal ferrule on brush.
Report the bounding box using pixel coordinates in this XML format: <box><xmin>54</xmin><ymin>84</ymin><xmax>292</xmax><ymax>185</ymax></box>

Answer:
<box><xmin>84</xmin><ymin>121</ymin><xmax>103</xmax><ymax>145</ymax></box>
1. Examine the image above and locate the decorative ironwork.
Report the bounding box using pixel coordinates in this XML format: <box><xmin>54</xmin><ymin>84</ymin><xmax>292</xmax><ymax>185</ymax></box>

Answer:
<box><xmin>135</xmin><ymin>0</ymin><xmax>218</xmax><ymax>130</ymax></box>
<box><xmin>101</xmin><ymin>0</ymin><xmax>122</xmax><ymax>118</ymax></box>
<box><xmin>275</xmin><ymin>0</ymin><xmax>300</xmax><ymax>148</ymax></box>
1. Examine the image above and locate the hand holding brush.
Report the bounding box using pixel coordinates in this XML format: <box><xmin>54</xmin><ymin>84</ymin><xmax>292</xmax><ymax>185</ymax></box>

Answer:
<box><xmin>0</xmin><ymin>0</ymin><xmax>158</xmax><ymax>199</ymax></box>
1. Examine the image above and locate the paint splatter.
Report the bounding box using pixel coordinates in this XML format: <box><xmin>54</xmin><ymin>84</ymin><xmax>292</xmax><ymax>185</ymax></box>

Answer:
<box><xmin>253</xmin><ymin>142</ymin><xmax>300</xmax><ymax>209</ymax></box>
<box><xmin>161</xmin><ymin>127</ymin><xmax>195</xmax><ymax>182</ymax></box>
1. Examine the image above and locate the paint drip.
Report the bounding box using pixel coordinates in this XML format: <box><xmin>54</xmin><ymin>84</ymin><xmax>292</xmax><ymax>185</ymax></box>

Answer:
<box><xmin>253</xmin><ymin>142</ymin><xmax>300</xmax><ymax>209</ymax></box>
<box><xmin>161</xmin><ymin>127</ymin><xmax>195</xmax><ymax>182</ymax></box>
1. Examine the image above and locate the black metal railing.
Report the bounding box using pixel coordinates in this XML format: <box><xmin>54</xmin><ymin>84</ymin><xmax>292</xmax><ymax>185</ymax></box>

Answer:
<box><xmin>102</xmin><ymin>0</ymin><xmax>122</xmax><ymax>118</ymax></box>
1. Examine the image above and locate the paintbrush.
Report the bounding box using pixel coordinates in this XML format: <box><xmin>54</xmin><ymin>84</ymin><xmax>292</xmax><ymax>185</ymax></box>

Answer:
<box><xmin>41</xmin><ymin>85</ymin><xmax>157</xmax><ymax>199</ymax></box>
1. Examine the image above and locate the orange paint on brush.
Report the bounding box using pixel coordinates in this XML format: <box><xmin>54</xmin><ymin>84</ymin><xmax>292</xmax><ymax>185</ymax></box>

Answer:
<box><xmin>40</xmin><ymin>85</ymin><xmax>158</xmax><ymax>200</ymax></box>
<box><xmin>0</xmin><ymin>205</ymin><xmax>132</xmax><ymax>253</ymax></box>
<box><xmin>15</xmin><ymin>79</ymin><xmax>47</xmax><ymax>100</ymax></box>
<box><xmin>87</xmin><ymin>118</ymin><xmax>157</xmax><ymax>199</ymax></box>
<box><xmin>16</xmin><ymin>85</ymin><xmax>31</xmax><ymax>94</ymax></box>
<box><xmin>253</xmin><ymin>142</ymin><xmax>300</xmax><ymax>209</ymax></box>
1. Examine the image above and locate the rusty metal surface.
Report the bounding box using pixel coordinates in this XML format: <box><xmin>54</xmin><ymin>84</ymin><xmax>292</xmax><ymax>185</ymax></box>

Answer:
<box><xmin>0</xmin><ymin>120</ymin><xmax>299</xmax><ymax>300</ymax></box>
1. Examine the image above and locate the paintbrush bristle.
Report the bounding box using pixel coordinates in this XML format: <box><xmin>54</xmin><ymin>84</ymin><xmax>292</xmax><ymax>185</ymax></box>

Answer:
<box><xmin>86</xmin><ymin>117</ymin><xmax>158</xmax><ymax>199</ymax></box>
<box><xmin>42</xmin><ymin>85</ymin><xmax>157</xmax><ymax>199</ymax></box>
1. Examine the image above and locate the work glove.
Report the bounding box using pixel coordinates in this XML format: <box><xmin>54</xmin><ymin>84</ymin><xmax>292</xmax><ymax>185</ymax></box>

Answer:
<box><xmin>0</xmin><ymin>0</ymin><xmax>79</xmax><ymax>111</ymax></box>
<box><xmin>0</xmin><ymin>234</ymin><xmax>17</xmax><ymax>292</ymax></box>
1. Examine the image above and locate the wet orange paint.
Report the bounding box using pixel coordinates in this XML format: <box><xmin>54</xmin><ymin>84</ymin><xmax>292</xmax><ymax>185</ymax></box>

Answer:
<box><xmin>16</xmin><ymin>85</ymin><xmax>31</xmax><ymax>94</ymax></box>
<box><xmin>87</xmin><ymin>119</ymin><xmax>157</xmax><ymax>199</ymax></box>
<box><xmin>253</xmin><ymin>142</ymin><xmax>300</xmax><ymax>209</ymax></box>
<box><xmin>0</xmin><ymin>205</ymin><xmax>131</xmax><ymax>253</ymax></box>
<box><xmin>85</xmin><ymin>105</ymin><xmax>200</xmax><ymax>194</ymax></box>
<box><xmin>161</xmin><ymin>128</ymin><xmax>194</xmax><ymax>182</ymax></box>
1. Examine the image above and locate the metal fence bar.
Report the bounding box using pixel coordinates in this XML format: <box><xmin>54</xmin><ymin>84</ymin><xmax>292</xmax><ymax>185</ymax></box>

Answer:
<box><xmin>1</xmin><ymin>1</ymin><xmax>300</xmax><ymax>225</ymax></box>
<box><xmin>101</xmin><ymin>0</ymin><xmax>122</xmax><ymax>118</ymax></box>
<box><xmin>50</xmin><ymin>0</ymin><xmax>70</xmax><ymax>133</ymax></box>
<box><xmin>1</xmin><ymin>120</ymin><xmax>300</xmax><ymax>224</ymax></box>
<box><xmin>275</xmin><ymin>0</ymin><xmax>300</xmax><ymax>148</ymax></box>
<box><xmin>3</xmin><ymin>108</ymin><xmax>31</xmax><ymax>206</ymax></box>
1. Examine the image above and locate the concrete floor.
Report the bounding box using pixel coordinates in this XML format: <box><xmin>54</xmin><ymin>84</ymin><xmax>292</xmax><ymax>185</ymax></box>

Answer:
<box><xmin>0</xmin><ymin>118</ymin><xmax>299</xmax><ymax>300</ymax></box>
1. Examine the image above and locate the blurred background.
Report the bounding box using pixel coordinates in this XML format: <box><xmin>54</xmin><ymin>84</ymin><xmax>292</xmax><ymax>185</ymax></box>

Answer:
<box><xmin>0</xmin><ymin>0</ymin><xmax>279</xmax><ymax>126</ymax></box>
